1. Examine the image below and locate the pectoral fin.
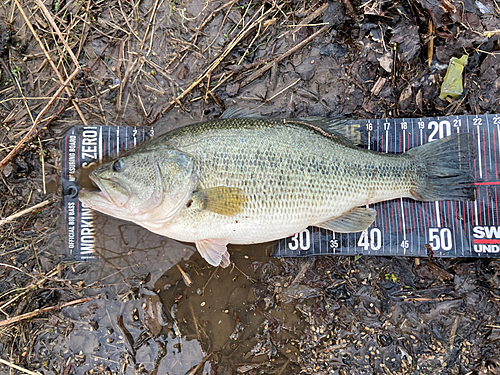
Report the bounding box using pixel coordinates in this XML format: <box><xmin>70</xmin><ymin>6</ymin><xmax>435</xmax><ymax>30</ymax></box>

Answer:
<box><xmin>196</xmin><ymin>238</ymin><xmax>231</xmax><ymax>268</ymax></box>
<box><xmin>316</xmin><ymin>207</ymin><xmax>377</xmax><ymax>233</ymax></box>
<box><xmin>193</xmin><ymin>187</ymin><xmax>247</xmax><ymax>216</ymax></box>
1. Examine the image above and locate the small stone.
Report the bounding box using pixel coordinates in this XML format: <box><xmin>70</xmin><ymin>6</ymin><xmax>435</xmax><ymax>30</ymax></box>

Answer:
<box><xmin>2</xmin><ymin>164</ymin><xmax>13</xmax><ymax>177</ymax></box>
<box><xmin>296</xmin><ymin>60</ymin><xmax>316</xmax><ymax>81</ymax></box>
<box><xmin>226</xmin><ymin>83</ymin><xmax>240</xmax><ymax>97</ymax></box>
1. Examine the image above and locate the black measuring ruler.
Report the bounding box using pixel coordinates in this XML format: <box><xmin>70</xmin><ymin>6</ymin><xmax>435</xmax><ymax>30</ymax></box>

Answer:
<box><xmin>61</xmin><ymin>114</ymin><xmax>500</xmax><ymax>261</ymax></box>
<box><xmin>274</xmin><ymin>114</ymin><xmax>500</xmax><ymax>259</ymax></box>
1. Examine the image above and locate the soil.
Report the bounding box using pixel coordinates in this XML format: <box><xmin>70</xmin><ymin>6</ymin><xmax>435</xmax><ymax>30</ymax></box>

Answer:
<box><xmin>1</xmin><ymin>0</ymin><xmax>500</xmax><ymax>374</ymax></box>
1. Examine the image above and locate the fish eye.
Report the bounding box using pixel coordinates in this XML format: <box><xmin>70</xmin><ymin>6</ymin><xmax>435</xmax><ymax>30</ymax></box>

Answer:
<box><xmin>113</xmin><ymin>159</ymin><xmax>124</xmax><ymax>172</ymax></box>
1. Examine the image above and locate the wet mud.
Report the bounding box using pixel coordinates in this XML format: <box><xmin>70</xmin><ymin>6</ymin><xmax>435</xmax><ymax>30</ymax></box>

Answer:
<box><xmin>1</xmin><ymin>0</ymin><xmax>500</xmax><ymax>374</ymax></box>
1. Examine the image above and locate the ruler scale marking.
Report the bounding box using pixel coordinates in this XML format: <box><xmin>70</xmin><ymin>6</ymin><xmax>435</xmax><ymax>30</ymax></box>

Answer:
<box><xmin>483</xmin><ymin>126</ymin><xmax>488</xmax><ymax>181</ymax></box>
<box><xmin>487</xmin><ymin>116</ymin><xmax>493</xmax><ymax>178</ymax></box>
<box><xmin>477</xmin><ymin>119</ymin><xmax>483</xmax><ymax>179</ymax></box>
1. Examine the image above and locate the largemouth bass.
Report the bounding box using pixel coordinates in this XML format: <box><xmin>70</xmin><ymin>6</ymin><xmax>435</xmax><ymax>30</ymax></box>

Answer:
<box><xmin>79</xmin><ymin>116</ymin><xmax>475</xmax><ymax>267</ymax></box>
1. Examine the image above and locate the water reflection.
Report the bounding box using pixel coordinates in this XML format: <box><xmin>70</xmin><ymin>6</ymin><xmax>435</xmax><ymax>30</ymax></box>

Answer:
<box><xmin>84</xmin><ymin>212</ymin><xmax>196</xmax><ymax>286</ymax></box>
<box><xmin>35</xmin><ymin>291</ymin><xmax>209</xmax><ymax>374</ymax></box>
<box><xmin>154</xmin><ymin>337</ymin><xmax>209</xmax><ymax>374</ymax></box>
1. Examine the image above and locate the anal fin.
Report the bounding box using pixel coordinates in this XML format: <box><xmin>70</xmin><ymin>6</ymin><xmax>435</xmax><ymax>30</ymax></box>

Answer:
<box><xmin>196</xmin><ymin>238</ymin><xmax>231</xmax><ymax>267</ymax></box>
<box><xmin>315</xmin><ymin>207</ymin><xmax>377</xmax><ymax>233</ymax></box>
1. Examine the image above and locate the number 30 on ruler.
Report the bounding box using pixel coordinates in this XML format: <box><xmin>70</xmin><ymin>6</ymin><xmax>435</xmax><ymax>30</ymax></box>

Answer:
<box><xmin>288</xmin><ymin>229</ymin><xmax>311</xmax><ymax>251</ymax></box>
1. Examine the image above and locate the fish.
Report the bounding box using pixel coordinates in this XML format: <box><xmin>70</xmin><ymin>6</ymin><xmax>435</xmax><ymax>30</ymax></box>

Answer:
<box><xmin>79</xmin><ymin>115</ymin><xmax>476</xmax><ymax>267</ymax></box>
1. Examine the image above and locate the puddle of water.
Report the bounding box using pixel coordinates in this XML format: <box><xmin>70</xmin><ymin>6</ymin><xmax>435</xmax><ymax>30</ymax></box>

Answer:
<box><xmin>83</xmin><ymin>213</ymin><xmax>196</xmax><ymax>286</ymax></box>
<box><xmin>33</xmin><ymin>295</ymin><xmax>210</xmax><ymax>374</ymax></box>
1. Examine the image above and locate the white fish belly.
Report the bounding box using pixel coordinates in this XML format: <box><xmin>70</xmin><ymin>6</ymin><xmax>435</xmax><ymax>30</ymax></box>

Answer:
<box><xmin>154</xmin><ymin>195</ymin><xmax>368</xmax><ymax>244</ymax></box>
<box><xmin>157</xmin><ymin>217</ymin><xmax>308</xmax><ymax>244</ymax></box>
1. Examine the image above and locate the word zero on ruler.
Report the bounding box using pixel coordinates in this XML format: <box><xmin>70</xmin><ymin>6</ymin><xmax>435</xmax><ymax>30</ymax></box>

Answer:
<box><xmin>61</xmin><ymin>125</ymin><xmax>154</xmax><ymax>261</ymax></box>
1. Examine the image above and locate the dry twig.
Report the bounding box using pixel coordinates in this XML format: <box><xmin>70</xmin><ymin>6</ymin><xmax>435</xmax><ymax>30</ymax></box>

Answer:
<box><xmin>449</xmin><ymin>315</ymin><xmax>460</xmax><ymax>350</ymax></box>
<box><xmin>0</xmin><ymin>296</ymin><xmax>99</xmax><ymax>328</ymax></box>
<box><xmin>0</xmin><ymin>0</ymin><xmax>84</xmax><ymax>171</ymax></box>
<box><xmin>0</xmin><ymin>199</ymin><xmax>54</xmax><ymax>227</ymax></box>
<box><xmin>278</xmin><ymin>3</ymin><xmax>328</xmax><ymax>39</ymax></box>
<box><xmin>427</xmin><ymin>19</ymin><xmax>434</xmax><ymax>67</ymax></box>
<box><xmin>187</xmin><ymin>353</ymin><xmax>213</xmax><ymax>375</ymax></box>
<box><xmin>240</xmin><ymin>25</ymin><xmax>328</xmax><ymax>88</ymax></box>
<box><xmin>176</xmin><ymin>264</ymin><xmax>193</xmax><ymax>286</ymax></box>
<box><xmin>0</xmin><ymin>358</ymin><xmax>41</xmax><ymax>375</ymax></box>
<box><xmin>161</xmin><ymin>4</ymin><xmax>281</xmax><ymax>115</ymax></box>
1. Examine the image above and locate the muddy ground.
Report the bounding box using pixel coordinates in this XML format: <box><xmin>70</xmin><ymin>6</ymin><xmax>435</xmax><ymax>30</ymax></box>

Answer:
<box><xmin>1</xmin><ymin>0</ymin><xmax>500</xmax><ymax>374</ymax></box>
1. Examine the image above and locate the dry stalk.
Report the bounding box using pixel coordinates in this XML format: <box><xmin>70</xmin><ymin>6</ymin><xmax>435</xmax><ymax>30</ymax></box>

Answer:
<box><xmin>0</xmin><ymin>67</ymin><xmax>80</xmax><ymax>171</ymax></box>
<box><xmin>76</xmin><ymin>0</ymin><xmax>93</xmax><ymax>59</ymax></box>
<box><xmin>176</xmin><ymin>264</ymin><xmax>193</xmax><ymax>286</ymax></box>
<box><xmin>38</xmin><ymin>138</ymin><xmax>46</xmax><ymax>194</ymax></box>
<box><xmin>0</xmin><ymin>199</ymin><xmax>54</xmax><ymax>227</ymax></box>
<box><xmin>118</xmin><ymin>0</ymin><xmax>141</xmax><ymax>42</ymax></box>
<box><xmin>276</xmin><ymin>359</ymin><xmax>291</xmax><ymax>375</ymax></box>
<box><xmin>0</xmin><ymin>265</ymin><xmax>64</xmax><ymax>314</ymax></box>
<box><xmin>0</xmin><ymin>53</ymin><xmax>35</xmax><ymax>124</ymax></box>
<box><xmin>0</xmin><ymin>296</ymin><xmax>99</xmax><ymax>328</ymax></box>
<box><xmin>192</xmin><ymin>0</ymin><xmax>239</xmax><ymax>45</ymax></box>
<box><xmin>13</xmin><ymin>0</ymin><xmax>85</xmax><ymax>124</ymax></box>
<box><xmin>0</xmin><ymin>358</ymin><xmax>41</xmax><ymax>375</ymax></box>
<box><xmin>140</xmin><ymin>0</ymin><xmax>160</xmax><ymax>50</ymax></box>
<box><xmin>277</xmin><ymin>3</ymin><xmax>328</xmax><ymax>39</ymax></box>
<box><xmin>449</xmin><ymin>315</ymin><xmax>460</xmax><ymax>350</ymax></box>
<box><xmin>188</xmin><ymin>301</ymin><xmax>201</xmax><ymax>342</ymax></box>
<box><xmin>161</xmin><ymin>3</ymin><xmax>281</xmax><ymax>115</ymax></box>
<box><xmin>132</xmin><ymin>53</ymin><xmax>181</xmax><ymax>88</ymax></box>
<box><xmin>240</xmin><ymin>25</ymin><xmax>328</xmax><ymax>88</ymax></box>
<box><xmin>291</xmin><ymin>258</ymin><xmax>313</xmax><ymax>285</ymax></box>
<box><xmin>0</xmin><ymin>0</ymin><xmax>87</xmax><ymax>170</ymax></box>
<box><xmin>265</xmin><ymin>77</ymin><xmax>301</xmax><ymax>102</ymax></box>
<box><xmin>34</xmin><ymin>0</ymin><xmax>79</xmax><ymax>67</ymax></box>
<box><xmin>118</xmin><ymin>57</ymin><xmax>138</xmax><ymax>112</ymax></box>
<box><xmin>186</xmin><ymin>352</ymin><xmax>213</xmax><ymax>375</ymax></box>
<box><xmin>427</xmin><ymin>19</ymin><xmax>434</xmax><ymax>67</ymax></box>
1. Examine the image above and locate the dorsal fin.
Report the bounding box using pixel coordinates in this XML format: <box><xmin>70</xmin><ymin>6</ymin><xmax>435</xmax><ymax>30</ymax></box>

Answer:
<box><xmin>299</xmin><ymin>116</ymin><xmax>362</xmax><ymax>145</ymax></box>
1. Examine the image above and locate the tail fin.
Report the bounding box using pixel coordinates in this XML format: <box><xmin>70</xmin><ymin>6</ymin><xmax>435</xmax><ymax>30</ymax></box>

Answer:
<box><xmin>406</xmin><ymin>133</ymin><xmax>476</xmax><ymax>201</ymax></box>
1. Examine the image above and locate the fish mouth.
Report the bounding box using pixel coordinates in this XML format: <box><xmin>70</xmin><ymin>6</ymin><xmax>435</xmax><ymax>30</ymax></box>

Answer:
<box><xmin>79</xmin><ymin>173</ymin><xmax>113</xmax><ymax>204</ymax></box>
